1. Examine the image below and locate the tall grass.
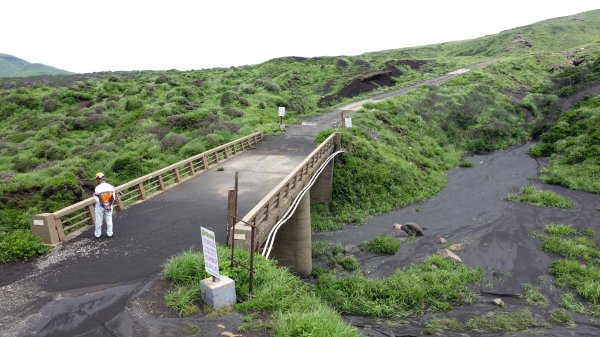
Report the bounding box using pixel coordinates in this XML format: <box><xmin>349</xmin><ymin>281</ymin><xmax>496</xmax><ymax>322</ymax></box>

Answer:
<box><xmin>163</xmin><ymin>247</ymin><xmax>358</xmax><ymax>336</ymax></box>
<box><xmin>314</xmin><ymin>255</ymin><xmax>481</xmax><ymax>317</ymax></box>
<box><xmin>540</xmin><ymin>224</ymin><xmax>600</xmax><ymax>314</ymax></box>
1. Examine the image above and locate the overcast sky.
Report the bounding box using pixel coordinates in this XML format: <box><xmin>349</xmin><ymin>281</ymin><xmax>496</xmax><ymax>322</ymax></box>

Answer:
<box><xmin>2</xmin><ymin>1</ymin><xmax>599</xmax><ymax>74</ymax></box>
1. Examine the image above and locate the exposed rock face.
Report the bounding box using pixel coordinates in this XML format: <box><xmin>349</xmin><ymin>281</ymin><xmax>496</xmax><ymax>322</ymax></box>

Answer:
<box><xmin>439</xmin><ymin>237</ymin><xmax>448</xmax><ymax>244</ymax></box>
<box><xmin>401</xmin><ymin>222</ymin><xmax>424</xmax><ymax>236</ymax></box>
<box><xmin>437</xmin><ymin>249</ymin><xmax>462</xmax><ymax>263</ymax></box>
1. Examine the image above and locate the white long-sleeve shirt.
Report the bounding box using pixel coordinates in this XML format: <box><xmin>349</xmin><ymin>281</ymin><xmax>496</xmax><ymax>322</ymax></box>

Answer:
<box><xmin>94</xmin><ymin>182</ymin><xmax>116</xmax><ymax>207</ymax></box>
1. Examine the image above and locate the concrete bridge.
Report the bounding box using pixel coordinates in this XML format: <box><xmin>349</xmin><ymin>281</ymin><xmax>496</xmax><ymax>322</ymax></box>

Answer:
<box><xmin>31</xmin><ymin>128</ymin><xmax>342</xmax><ymax>278</ymax></box>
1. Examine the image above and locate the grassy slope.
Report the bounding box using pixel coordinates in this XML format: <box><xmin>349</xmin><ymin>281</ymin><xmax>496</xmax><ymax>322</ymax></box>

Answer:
<box><xmin>373</xmin><ymin>9</ymin><xmax>600</xmax><ymax>59</ymax></box>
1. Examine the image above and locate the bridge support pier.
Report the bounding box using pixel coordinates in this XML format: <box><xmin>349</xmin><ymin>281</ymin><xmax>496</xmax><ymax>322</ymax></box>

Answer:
<box><xmin>271</xmin><ymin>190</ymin><xmax>312</xmax><ymax>277</ymax></box>
<box><xmin>310</xmin><ymin>159</ymin><xmax>334</xmax><ymax>204</ymax></box>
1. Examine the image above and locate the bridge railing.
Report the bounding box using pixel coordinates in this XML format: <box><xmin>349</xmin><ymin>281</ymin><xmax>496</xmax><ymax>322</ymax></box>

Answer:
<box><xmin>31</xmin><ymin>131</ymin><xmax>263</xmax><ymax>244</ymax></box>
<box><xmin>232</xmin><ymin>132</ymin><xmax>339</xmax><ymax>251</ymax></box>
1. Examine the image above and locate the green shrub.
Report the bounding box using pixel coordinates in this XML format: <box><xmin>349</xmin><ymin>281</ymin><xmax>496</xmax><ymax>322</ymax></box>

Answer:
<box><xmin>459</xmin><ymin>160</ymin><xmax>473</xmax><ymax>168</ymax></box>
<box><xmin>363</xmin><ymin>235</ymin><xmax>400</xmax><ymax>255</ymax></box>
<box><xmin>160</xmin><ymin>134</ymin><xmax>188</xmax><ymax>152</ymax></box>
<box><xmin>125</xmin><ymin>98</ymin><xmax>144</xmax><ymax>111</ymax></box>
<box><xmin>41</xmin><ymin>174</ymin><xmax>85</xmax><ymax>211</ymax></box>
<box><xmin>0</xmin><ymin>230</ymin><xmax>49</xmax><ymax>263</ymax></box>
<box><xmin>255</xmin><ymin>78</ymin><xmax>281</xmax><ymax>93</ymax></box>
<box><xmin>111</xmin><ymin>156</ymin><xmax>144</xmax><ymax>180</ymax></box>
<box><xmin>42</xmin><ymin>98</ymin><xmax>59</xmax><ymax>112</ymax></box>
<box><xmin>12</xmin><ymin>156</ymin><xmax>42</xmax><ymax>173</ymax></box>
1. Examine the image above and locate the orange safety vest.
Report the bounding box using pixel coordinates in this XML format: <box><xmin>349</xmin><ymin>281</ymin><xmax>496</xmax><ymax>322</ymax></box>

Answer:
<box><xmin>97</xmin><ymin>191</ymin><xmax>114</xmax><ymax>205</ymax></box>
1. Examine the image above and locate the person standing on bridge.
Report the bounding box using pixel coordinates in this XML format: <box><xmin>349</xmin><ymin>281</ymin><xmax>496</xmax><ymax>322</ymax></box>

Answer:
<box><xmin>93</xmin><ymin>172</ymin><xmax>116</xmax><ymax>239</ymax></box>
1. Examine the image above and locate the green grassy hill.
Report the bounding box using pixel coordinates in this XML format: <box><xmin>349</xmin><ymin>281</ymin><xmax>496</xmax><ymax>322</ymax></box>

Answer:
<box><xmin>370</xmin><ymin>9</ymin><xmax>600</xmax><ymax>58</ymax></box>
<box><xmin>0</xmin><ymin>54</ymin><xmax>72</xmax><ymax>77</ymax></box>
<box><xmin>1</xmin><ymin>9</ymin><xmax>600</xmax><ymax>262</ymax></box>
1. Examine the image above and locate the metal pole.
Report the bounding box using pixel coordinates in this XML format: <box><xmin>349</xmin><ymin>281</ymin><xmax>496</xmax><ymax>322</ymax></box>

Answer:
<box><xmin>235</xmin><ymin>172</ymin><xmax>239</xmax><ymax>216</ymax></box>
<box><xmin>249</xmin><ymin>224</ymin><xmax>255</xmax><ymax>294</ymax></box>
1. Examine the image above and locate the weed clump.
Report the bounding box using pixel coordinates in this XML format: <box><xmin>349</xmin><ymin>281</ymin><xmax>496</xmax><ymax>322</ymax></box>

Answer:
<box><xmin>362</xmin><ymin>235</ymin><xmax>400</xmax><ymax>255</ymax></box>
<box><xmin>464</xmin><ymin>309</ymin><xmax>543</xmax><ymax>332</ymax></box>
<box><xmin>505</xmin><ymin>185</ymin><xmax>572</xmax><ymax>209</ymax></box>
<box><xmin>519</xmin><ymin>283</ymin><xmax>548</xmax><ymax>305</ymax></box>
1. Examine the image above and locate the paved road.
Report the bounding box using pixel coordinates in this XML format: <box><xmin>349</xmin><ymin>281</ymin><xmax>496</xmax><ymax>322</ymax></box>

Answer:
<box><xmin>0</xmin><ymin>63</ymin><xmax>487</xmax><ymax>337</ymax></box>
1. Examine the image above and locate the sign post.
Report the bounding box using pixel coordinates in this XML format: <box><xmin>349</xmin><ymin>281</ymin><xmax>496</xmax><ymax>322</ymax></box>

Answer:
<box><xmin>199</xmin><ymin>226</ymin><xmax>236</xmax><ymax>308</ymax></box>
<box><xmin>278</xmin><ymin>106</ymin><xmax>286</xmax><ymax>129</ymax></box>
<box><xmin>201</xmin><ymin>227</ymin><xmax>220</xmax><ymax>280</ymax></box>
<box><xmin>344</xmin><ymin>117</ymin><xmax>353</xmax><ymax>128</ymax></box>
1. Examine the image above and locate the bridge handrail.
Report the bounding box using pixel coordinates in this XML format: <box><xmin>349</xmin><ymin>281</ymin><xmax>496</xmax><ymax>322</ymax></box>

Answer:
<box><xmin>234</xmin><ymin>132</ymin><xmax>339</xmax><ymax>250</ymax></box>
<box><xmin>34</xmin><ymin>131</ymin><xmax>263</xmax><ymax>243</ymax></box>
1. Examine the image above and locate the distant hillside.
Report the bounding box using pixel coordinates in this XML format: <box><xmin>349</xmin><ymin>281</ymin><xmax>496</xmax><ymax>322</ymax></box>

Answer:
<box><xmin>372</xmin><ymin>9</ymin><xmax>600</xmax><ymax>58</ymax></box>
<box><xmin>0</xmin><ymin>54</ymin><xmax>72</xmax><ymax>77</ymax></box>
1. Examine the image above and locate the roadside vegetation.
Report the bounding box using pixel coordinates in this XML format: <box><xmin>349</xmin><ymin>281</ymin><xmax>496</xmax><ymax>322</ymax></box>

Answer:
<box><xmin>163</xmin><ymin>247</ymin><xmax>358</xmax><ymax>336</ymax></box>
<box><xmin>537</xmin><ymin>224</ymin><xmax>600</xmax><ymax>316</ymax></box>
<box><xmin>505</xmin><ymin>185</ymin><xmax>572</xmax><ymax>209</ymax></box>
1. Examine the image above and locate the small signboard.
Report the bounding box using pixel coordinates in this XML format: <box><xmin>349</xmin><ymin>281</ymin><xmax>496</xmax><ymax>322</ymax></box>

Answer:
<box><xmin>344</xmin><ymin>117</ymin><xmax>353</xmax><ymax>128</ymax></box>
<box><xmin>301</xmin><ymin>121</ymin><xmax>317</xmax><ymax>127</ymax></box>
<box><xmin>201</xmin><ymin>227</ymin><xmax>220</xmax><ymax>279</ymax></box>
<box><xmin>278</xmin><ymin>106</ymin><xmax>286</xmax><ymax>117</ymax></box>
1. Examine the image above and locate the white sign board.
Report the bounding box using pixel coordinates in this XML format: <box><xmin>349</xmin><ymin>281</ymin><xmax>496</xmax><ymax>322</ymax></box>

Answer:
<box><xmin>278</xmin><ymin>106</ymin><xmax>286</xmax><ymax>117</ymax></box>
<box><xmin>344</xmin><ymin>117</ymin><xmax>353</xmax><ymax>128</ymax></box>
<box><xmin>201</xmin><ymin>227</ymin><xmax>220</xmax><ymax>279</ymax></box>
